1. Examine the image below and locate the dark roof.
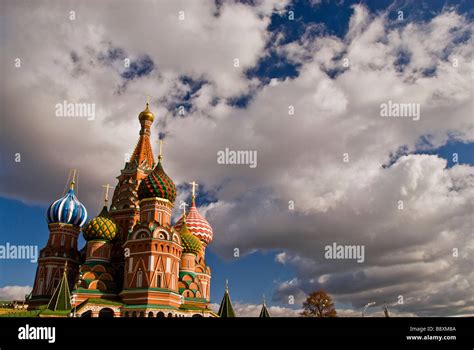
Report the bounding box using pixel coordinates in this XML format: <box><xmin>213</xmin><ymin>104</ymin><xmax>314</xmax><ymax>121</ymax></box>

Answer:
<box><xmin>47</xmin><ymin>267</ymin><xmax>71</xmax><ymax>311</ymax></box>
<box><xmin>217</xmin><ymin>289</ymin><xmax>236</xmax><ymax>317</ymax></box>
<box><xmin>259</xmin><ymin>303</ymin><xmax>270</xmax><ymax>318</ymax></box>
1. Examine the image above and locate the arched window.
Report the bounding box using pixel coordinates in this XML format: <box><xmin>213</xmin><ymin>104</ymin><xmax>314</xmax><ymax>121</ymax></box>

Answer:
<box><xmin>60</xmin><ymin>234</ymin><xmax>65</xmax><ymax>246</ymax></box>
<box><xmin>148</xmin><ymin>311</ymin><xmax>154</xmax><ymax>317</ymax></box>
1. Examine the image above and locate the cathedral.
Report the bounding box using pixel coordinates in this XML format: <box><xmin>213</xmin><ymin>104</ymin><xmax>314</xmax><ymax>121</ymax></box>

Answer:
<box><xmin>29</xmin><ymin>103</ymin><xmax>218</xmax><ymax>317</ymax></box>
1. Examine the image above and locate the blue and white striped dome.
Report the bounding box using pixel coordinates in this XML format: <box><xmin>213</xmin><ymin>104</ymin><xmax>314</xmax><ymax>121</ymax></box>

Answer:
<box><xmin>47</xmin><ymin>186</ymin><xmax>88</xmax><ymax>227</ymax></box>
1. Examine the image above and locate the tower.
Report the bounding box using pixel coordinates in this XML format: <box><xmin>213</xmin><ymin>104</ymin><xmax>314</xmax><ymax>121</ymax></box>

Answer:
<box><xmin>259</xmin><ymin>295</ymin><xmax>270</xmax><ymax>318</ymax></box>
<box><xmin>72</xmin><ymin>186</ymin><xmax>118</xmax><ymax>306</ymax></box>
<box><xmin>109</xmin><ymin>103</ymin><xmax>156</xmax><ymax>290</ymax></box>
<box><xmin>110</xmin><ymin>103</ymin><xmax>155</xmax><ymax>238</ymax></box>
<box><xmin>218</xmin><ymin>280</ymin><xmax>236</xmax><ymax>317</ymax></box>
<box><xmin>121</xmin><ymin>146</ymin><xmax>184</xmax><ymax>311</ymax></box>
<box><xmin>174</xmin><ymin>181</ymin><xmax>214</xmax><ymax>255</ymax></box>
<box><xmin>30</xmin><ymin>173</ymin><xmax>87</xmax><ymax>306</ymax></box>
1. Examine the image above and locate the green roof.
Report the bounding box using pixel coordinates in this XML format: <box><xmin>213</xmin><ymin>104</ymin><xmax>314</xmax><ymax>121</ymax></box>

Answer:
<box><xmin>259</xmin><ymin>303</ymin><xmax>270</xmax><ymax>318</ymax></box>
<box><xmin>218</xmin><ymin>289</ymin><xmax>235</xmax><ymax>317</ymax></box>
<box><xmin>47</xmin><ymin>267</ymin><xmax>71</xmax><ymax>312</ymax></box>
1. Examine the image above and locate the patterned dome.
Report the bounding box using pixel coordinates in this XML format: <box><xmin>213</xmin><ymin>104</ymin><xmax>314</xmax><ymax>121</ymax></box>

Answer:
<box><xmin>179</xmin><ymin>221</ymin><xmax>202</xmax><ymax>255</ymax></box>
<box><xmin>138</xmin><ymin>161</ymin><xmax>176</xmax><ymax>202</ymax></box>
<box><xmin>47</xmin><ymin>185</ymin><xmax>88</xmax><ymax>228</ymax></box>
<box><xmin>83</xmin><ymin>206</ymin><xmax>117</xmax><ymax>241</ymax></box>
<box><xmin>174</xmin><ymin>200</ymin><xmax>213</xmax><ymax>245</ymax></box>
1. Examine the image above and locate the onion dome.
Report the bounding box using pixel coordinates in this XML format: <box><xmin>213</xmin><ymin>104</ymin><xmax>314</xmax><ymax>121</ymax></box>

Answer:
<box><xmin>47</xmin><ymin>182</ymin><xmax>87</xmax><ymax>228</ymax></box>
<box><xmin>138</xmin><ymin>103</ymin><xmax>155</xmax><ymax>123</ymax></box>
<box><xmin>174</xmin><ymin>199</ymin><xmax>213</xmax><ymax>246</ymax></box>
<box><xmin>138</xmin><ymin>161</ymin><xmax>176</xmax><ymax>202</ymax></box>
<box><xmin>179</xmin><ymin>221</ymin><xmax>202</xmax><ymax>255</ymax></box>
<box><xmin>82</xmin><ymin>206</ymin><xmax>117</xmax><ymax>241</ymax></box>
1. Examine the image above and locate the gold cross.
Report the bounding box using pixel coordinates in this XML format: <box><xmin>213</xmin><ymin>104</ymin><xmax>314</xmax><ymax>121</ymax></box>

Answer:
<box><xmin>179</xmin><ymin>201</ymin><xmax>189</xmax><ymax>216</ymax></box>
<box><xmin>156</xmin><ymin>138</ymin><xmax>166</xmax><ymax>161</ymax></box>
<box><xmin>102</xmin><ymin>184</ymin><xmax>113</xmax><ymax>203</ymax></box>
<box><xmin>70</xmin><ymin>168</ymin><xmax>77</xmax><ymax>189</ymax></box>
<box><xmin>189</xmin><ymin>181</ymin><xmax>199</xmax><ymax>198</ymax></box>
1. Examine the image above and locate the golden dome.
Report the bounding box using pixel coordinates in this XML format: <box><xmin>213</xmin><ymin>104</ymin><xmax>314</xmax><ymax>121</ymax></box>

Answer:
<box><xmin>138</xmin><ymin>103</ymin><xmax>155</xmax><ymax>123</ymax></box>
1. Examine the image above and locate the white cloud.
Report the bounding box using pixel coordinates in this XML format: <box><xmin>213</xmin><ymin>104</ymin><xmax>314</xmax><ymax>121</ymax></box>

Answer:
<box><xmin>0</xmin><ymin>286</ymin><xmax>32</xmax><ymax>301</ymax></box>
<box><xmin>210</xmin><ymin>301</ymin><xmax>301</xmax><ymax>317</ymax></box>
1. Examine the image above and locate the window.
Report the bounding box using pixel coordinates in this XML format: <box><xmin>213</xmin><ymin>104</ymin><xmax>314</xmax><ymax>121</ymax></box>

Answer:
<box><xmin>60</xmin><ymin>234</ymin><xmax>65</xmax><ymax>246</ymax></box>
<box><xmin>128</xmin><ymin>258</ymin><xmax>133</xmax><ymax>273</ymax></box>
<box><xmin>156</xmin><ymin>274</ymin><xmax>162</xmax><ymax>287</ymax></box>
<box><xmin>136</xmin><ymin>270</ymin><xmax>143</xmax><ymax>287</ymax></box>
<box><xmin>148</xmin><ymin>256</ymin><xmax>154</xmax><ymax>270</ymax></box>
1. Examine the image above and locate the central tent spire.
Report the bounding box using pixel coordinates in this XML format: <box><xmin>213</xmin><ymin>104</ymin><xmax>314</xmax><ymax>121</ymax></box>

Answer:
<box><xmin>129</xmin><ymin>101</ymin><xmax>155</xmax><ymax>170</ymax></box>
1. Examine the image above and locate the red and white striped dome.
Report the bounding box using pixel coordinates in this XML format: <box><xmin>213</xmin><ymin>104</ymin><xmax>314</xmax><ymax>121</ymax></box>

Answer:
<box><xmin>175</xmin><ymin>200</ymin><xmax>213</xmax><ymax>246</ymax></box>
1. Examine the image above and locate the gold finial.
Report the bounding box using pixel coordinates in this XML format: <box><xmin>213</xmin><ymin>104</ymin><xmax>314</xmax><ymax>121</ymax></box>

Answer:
<box><xmin>189</xmin><ymin>181</ymin><xmax>198</xmax><ymax>203</ymax></box>
<box><xmin>225</xmin><ymin>279</ymin><xmax>229</xmax><ymax>293</ymax></box>
<box><xmin>102</xmin><ymin>184</ymin><xmax>113</xmax><ymax>205</ymax></box>
<box><xmin>64</xmin><ymin>260</ymin><xmax>68</xmax><ymax>275</ymax></box>
<box><xmin>139</xmin><ymin>99</ymin><xmax>155</xmax><ymax>123</ymax></box>
<box><xmin>70</xmin><ymin>169</ymin><xmax>77</xmax><ymax>189</ymax></box>
<box><xmin>263</xmin><ymin>294</ymin><xmax>266</xmax><ymax>306</ymax></box>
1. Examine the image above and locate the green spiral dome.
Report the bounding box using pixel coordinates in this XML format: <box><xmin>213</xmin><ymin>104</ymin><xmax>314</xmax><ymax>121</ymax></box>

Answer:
<box><xmin>179</xmin><ymin>222</ymin><xmax>202</xmax><ymax>255</ymax></box>
<box><xmin>83</xmin><ymin>206</ymin><xmax>118</xmax><ymax>241</ymax></box>
<box><xmin>138</xmin><ymin>161</ymin><xmax>176</xmax><ymax>203</ymax></box>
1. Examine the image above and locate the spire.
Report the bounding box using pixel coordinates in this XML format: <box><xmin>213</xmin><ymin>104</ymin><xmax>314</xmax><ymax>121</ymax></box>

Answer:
<box><xmin>218</xmin><ymin>279</ymin><xmax>236</xmax><ymax>317</ymax></box>
<box><xmin>47</xmin><ymin>261</ymin><xmax>72</xmax><ymax>311</ymax></box>
<box><xmin>129</xmin><ymin>103</ymin><xmax>155</xmax><ymax>169</ymax></box>
<box><xmin>383</xmin><ymin>302</ymin><xmax>390</xmax><ymax>318</ymax></box>
<box><xmin>259</xmin><ymin>294</ymin><xmax>270</xmax><ymax>318</ymax></box>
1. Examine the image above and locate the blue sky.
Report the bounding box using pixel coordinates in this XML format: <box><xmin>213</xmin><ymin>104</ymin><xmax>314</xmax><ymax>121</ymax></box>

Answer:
<box><xmin>1</xmin><ymin>0</ymin><xmax>473</xmax><ymax>316</ymax></box>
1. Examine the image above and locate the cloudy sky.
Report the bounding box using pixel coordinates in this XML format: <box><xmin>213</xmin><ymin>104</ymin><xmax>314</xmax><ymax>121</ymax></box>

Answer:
<box><xmin>0</xmin><ymin>0</ymin><xmax>473</xmax><ymax>316</ymax></box>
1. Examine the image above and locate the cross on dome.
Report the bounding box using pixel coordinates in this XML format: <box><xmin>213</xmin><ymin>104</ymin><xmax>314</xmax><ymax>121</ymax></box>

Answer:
<box><xmin>102</xmin><ymin>184</ymin><xmax>112</xmax><ymax>204</ymax></box>
<box><xmin>189</xmin><ymin>181</ymin><xmax>198</xmax><ymax>203</ymax></box>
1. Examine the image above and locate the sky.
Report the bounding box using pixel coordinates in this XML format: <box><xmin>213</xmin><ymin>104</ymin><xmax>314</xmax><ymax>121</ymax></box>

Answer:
<box><xmin>0</xmin><ymin>0</ymin><xmax>473</xmax><ymax>317</ymax></box>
